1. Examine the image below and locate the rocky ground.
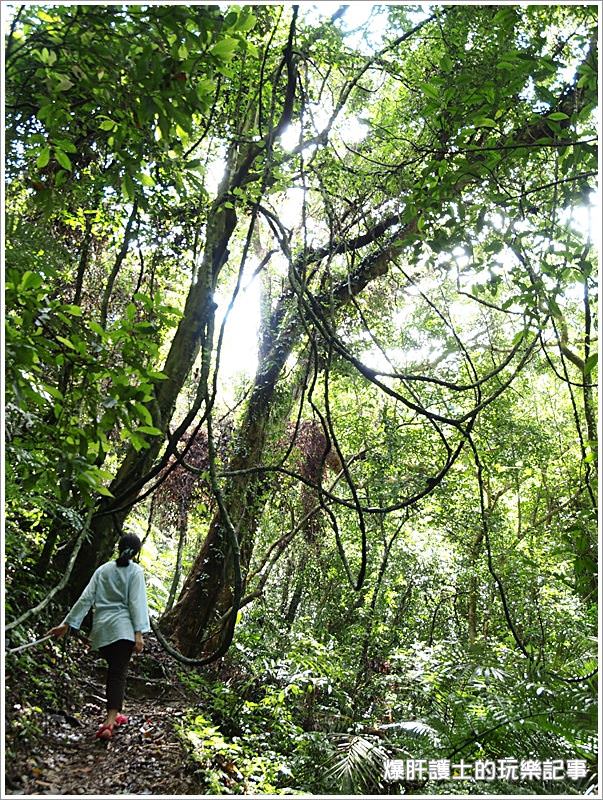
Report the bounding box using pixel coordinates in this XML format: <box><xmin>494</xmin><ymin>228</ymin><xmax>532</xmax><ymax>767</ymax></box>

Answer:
<box><xmin>6</xmin><ymin>634</ymin><xmax>206</xmax><ymax>796</ymax></box>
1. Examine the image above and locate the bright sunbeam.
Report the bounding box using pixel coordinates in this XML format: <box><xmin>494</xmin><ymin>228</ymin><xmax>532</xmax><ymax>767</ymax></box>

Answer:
<box><xmin>215</xmin><ymin>268</ymin><xmax>261</xmax><ymax>387</ymax></box>
<box><xmin>570</xmin><ymin>189</ymin><xmax>601</xmax><ymax>250</ymax></box>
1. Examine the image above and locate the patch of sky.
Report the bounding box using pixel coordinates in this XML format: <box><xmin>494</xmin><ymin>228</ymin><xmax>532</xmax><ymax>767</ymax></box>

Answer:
<box><xmin>302</xmin><ymin>3</ymin><xmax>388</xmax><ymax>55</ymax></box>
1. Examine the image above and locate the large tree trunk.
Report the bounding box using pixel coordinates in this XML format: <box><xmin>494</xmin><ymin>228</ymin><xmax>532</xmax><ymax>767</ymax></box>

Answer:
<box><xmin>160</xmin><ymin>231</ymin><xmax>405</xmax><ymax>657</ymax></box>
<box><xmin>56</xmin><ymin>142</ymin><xmax>245</xmax><ymax>601</ymax></box>
<box><xmin>160</xmin><ymin>297</ymin><xmax>299</xmax><ymax>655</ymax></box>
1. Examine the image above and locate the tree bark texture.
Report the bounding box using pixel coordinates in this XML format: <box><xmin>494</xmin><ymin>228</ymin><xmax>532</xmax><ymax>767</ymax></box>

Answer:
<box><xmin>160</xmin><ymin>225</ymin><xmax>414</xmax><ymax>657</ymax></box>
<box><xmin>160</xmin><ymin>297</ymin><xmax>298</xmax><ymax>655</ymax></box>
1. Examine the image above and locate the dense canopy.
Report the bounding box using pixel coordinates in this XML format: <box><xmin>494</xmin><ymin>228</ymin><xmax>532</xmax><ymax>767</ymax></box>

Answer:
<box><xmin>4</xmin><ymin>3</ymin><xmax>599</xmax><ymax>795</ymax></box>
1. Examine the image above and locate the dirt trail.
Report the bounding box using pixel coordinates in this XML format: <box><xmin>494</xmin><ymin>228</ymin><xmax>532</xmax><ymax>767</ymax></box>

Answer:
<box><xmin>7</xmin><ymin>636</ymin><xmax>203</xmax><ymax>796</ymax></box>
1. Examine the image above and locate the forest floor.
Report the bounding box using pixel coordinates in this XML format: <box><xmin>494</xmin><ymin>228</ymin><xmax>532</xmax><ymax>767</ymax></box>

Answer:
<box><xmin>6</xmin><ymin>634</ymin><xmax>206</xmax><ymax>796</ymax></box>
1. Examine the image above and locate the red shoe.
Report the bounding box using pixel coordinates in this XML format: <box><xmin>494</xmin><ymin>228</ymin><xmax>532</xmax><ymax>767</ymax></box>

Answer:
<box><xmin>96</xmin><ymin>723</ymin><xmax>114</xmax><ymax>740</ymax></box>
<box><xmin>115</xmin><ymin>714</ymin><xmax>129</xmax><ymax>726</ymax></box>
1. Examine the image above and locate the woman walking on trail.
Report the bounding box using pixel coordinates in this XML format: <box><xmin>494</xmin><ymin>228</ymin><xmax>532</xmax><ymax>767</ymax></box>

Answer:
<box><xmin>49</xmin><ymin>534</ymin><xmax>150</xmax><ymax>740</ymax></box>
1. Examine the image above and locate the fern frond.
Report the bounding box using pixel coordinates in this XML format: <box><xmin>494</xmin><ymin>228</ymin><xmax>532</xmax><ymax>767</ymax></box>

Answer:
<box><xmin>325</xmin><ymin>734</ymin><xmax>387</xmax><ymax>793</ymax></box>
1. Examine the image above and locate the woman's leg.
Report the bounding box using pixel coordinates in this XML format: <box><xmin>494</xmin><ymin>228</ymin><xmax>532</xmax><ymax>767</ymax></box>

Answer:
<box><xmin>98</xmin><ymin>640</ymin><xmax>135</xmax><ymax>727</ymax></box>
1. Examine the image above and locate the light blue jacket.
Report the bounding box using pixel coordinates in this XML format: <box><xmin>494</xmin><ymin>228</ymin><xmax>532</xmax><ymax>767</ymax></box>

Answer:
<box><xmin>63</xmin><ymin>561</ymin><xmax>150</xmax><ymax>650</ymax></box>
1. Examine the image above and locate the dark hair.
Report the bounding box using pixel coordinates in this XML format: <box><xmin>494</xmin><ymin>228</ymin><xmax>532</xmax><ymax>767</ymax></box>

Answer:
<box><xmin>116</xmin><ymin>534</ymin><xmax>142</xmax><ymax>567</ymax></box>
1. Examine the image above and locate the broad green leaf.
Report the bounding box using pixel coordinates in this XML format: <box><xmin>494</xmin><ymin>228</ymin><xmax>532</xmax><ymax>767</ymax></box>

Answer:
<box><xmin>422</xmin><ymin>83</ymin><xmax>439</xmax><ymax>100</ymax></box>
<box><xmin>37</xmin><ymin>103</ymin><xmax>54</xmax><ymax>121</ymax></box>
<box><xmin>245</xmin><ymin>42</ymin><xmax>259</xmax><ymax>59</ymax></box>
<box><xmin>88</xmin><ymin>320</ymin><xmax>106</xmax><ymax>336</ymax></box>
<box><xmin>37</xmin><ymin>10</ymin><xmax>58</xmax><ymax>22</ymax></box>
<box><xmin>474</xmin><ymin>117</ymin><xmax>497</xmax><ymax>128</ymax></box>
<box><xmin>56</xmin><ymin>335</ymin><xmax>76</xmax><ymax>349</ymax></box>
<box><xmin>133</xmin><ymin>402</ymin><xmax>153</xmax><ymax>425</ymax></box>
<box><xmin>62</xmin><ymin>304</ymin><xmax>82</xmax><ymax>316</ymax></box>
<box><xmin>43</xmin><ymin>384</ymin><xmax>64</xmax><ymax>400</ymax></box>
<box><xmin>138</xmin><ymin>172</ymin><xmax>156</xmax><ymax>187</ymax></box>
<box><xmin>55</xmin><ymin>149</ymin><xmax>72</xmax><ymax>170</ymax></box>
<box><xmin>121</xmin><ymin>173</ymin><xmax>136</xmax><ymax>200</ymax></box>
<box><xmin>135</xmin><ymin>425</ymin><xmax>163</xmax><ymax>436</ymax></box>
<box><xmin>36</xmin><ymin>147</ymin><xmax>51</xmax><ymax>168</ymax></box>
<box><xmin>511</xmin><ymin>330</ymin><xmax>525</xmax><ymax>346</ymax></box>
<box><xmin>210</xmin><ymin>38</ymin><xmax>239</xmax><ymax>60</ymax></box>
<box><xmin>20</xmin><ymin>271</ymin><xmax>43</xmax><ymax>290</ymax></box>
<box><xmin>196</xmin><ymin>78</ymin><xmax>215</xmax><ymax>98</ymax></box>
<box><xmin>493</xmin><ymin>8</ymin><xmax>515</xmax><ymax>24</ymax></box>
<box><xmin>234</xmin><ymin>11</ymin><xmax>257</xmax><ymax>32</ymax></box>
<box><xmin>547</xmin><ymin>111</ymin><xmax>569</xmax><ymax>121</ymax></box>
<box><xmin>55</xmin><ymin>74</ymin><xmax>74</xmax><ymax>91</ymax></box>
<box><xmin>584</xmin><ymin>353</ymin><xmax>597</xmax><ymax>375</ymax></box>
<box><xmin>54</xmin><ymin>139</ymin><xmax>77</xmax><ymax>153</ymax></box>
<box><xmin>147</xmin><ymin>369</ymin><xmax>168</xmax><ymax>380</ymax></box>
<box><xmin>547</xmin><ymin>297</ymin><xmax>562</xmax><ymax>318</ymax></box>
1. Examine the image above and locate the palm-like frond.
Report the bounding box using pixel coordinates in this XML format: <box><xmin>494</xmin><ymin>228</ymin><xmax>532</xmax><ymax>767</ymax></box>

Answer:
<box><xmin>325</xmin><ymin>733</ymin><xmax>388</xmax><ymax>794</ymax></box>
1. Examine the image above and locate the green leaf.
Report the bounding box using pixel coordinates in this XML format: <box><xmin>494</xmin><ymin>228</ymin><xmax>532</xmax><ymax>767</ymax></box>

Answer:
<box><xmin>121</xmin><ymin>173</ymin><xmax>136</xmax><ymax>200</ymax></box>
<box><xmin>196</xmin><ymin>78</ymin><xmax>215</xmax><ymax>99</ymax></box>
<box><xmin>37</xmin><ymin>103</ymin><xmax>54</xmax><ymax>122</ymax></box>
<box><xmin>55</xmin><ymin>74</ymin><xmax>74</xmax><ymax>91</ymax></box>
<box><xmin>147</xmin><ymin>369</ymin><xmax>168</xmax><ymax>381</ymax></box>
<box><xmin>135</xmin><ymin>425</ymin><xmax>164</xmax><ymax>436</ymax></box>
<box><xmin>133</xmin><ymin>402</ymin><xmax>153</xmax><ymax>426</ymax></box>
<box><xmin>20</xmin><ymin>271</ymin><xmax>44</xmax><ymax>290</ymax></box>
<box><xmin>474</xmin><ymin>117</ymin><xmax>497</xmax><ymax>128</ymax></box>
<box><xmin>55</xmin><ymin>149</ymin><xmax>72</xmax><ymax>171</ymax></box>
<box><xmin>234</xmin><ymin>11</ymin><xmax>257</xmax><ymax>32</ymax></box>
<box><xmin>224</xmin><ymin>11</ymin><xmax>238</xmax><ymax>28</ymax></box>
<box><xmin>138</xmin><ymin>172</ymin><xmax>156</xmax><ymax>187</ymax></box>
<box><xmin>55</xmin><ymin>139</ymin><xmax>77</xmax><ymax>153</ymax></box>
<box><xmin>511</xmin><ymin>329</ymin><xmax>525</xmax><ymax>346</ymax></box>
<box><xmin>245</xmin><ymin>42</ymin><xmax>259</xmax><ymax>59</ymax></box>
<box><xmin>56</xmin><ymin>335</ymin><xmax>76</xmax><ymax>349</ymax></box>
<box><xmin>62</xmin><ymin>304</ymin><xmax>82</xmax><ymax>316</ymax></box>
<box><xmin>493</xmin><ymin>8</ymin><xmax>515</xmax><ymax>25</ymax></box>
<box><xmin>547</xmin><ymin>297</ymin><xmax>562</xmax><ymax>319</ymax></box>
<box><xmin>548</xmin><ymin>111</ymin><xmax>569</xmax><ymax>121</ymax></box>
<box><xmin>99</xmin><ymin>119</ymin><xmax>116</xmax><ymax>131</ymax></box>
<box><xmin>43</xmin><ymin>384</ymin><xmax>64</xmax><ymax>400</ymax></box>
<box><xmin>36</xmin><ymin>147</ymin><xmax>51</xmax><ymax>168</ymax></box>
<box><xmin>132</xmin><ymin>292</ymin><xmax>152</xmax><ymax>308</ymax></box>
<box><xmin>210</xmin><ymin>38</ymin><xmax>239</xmax><ymax>60</ymax></box>
<box><xmin>88</xmin><ymin>320</ymin><xmax>106</xmax><ymax>336</ymax></box>
<box><xmin>584</xmin><ymin>353</ymin><xmax>597</xmax><ymax>375</ymax></box>
<box><xmin>422</xmin><ymin>83</ymin><xmax>439</xmax><ymax>100</ymax></box>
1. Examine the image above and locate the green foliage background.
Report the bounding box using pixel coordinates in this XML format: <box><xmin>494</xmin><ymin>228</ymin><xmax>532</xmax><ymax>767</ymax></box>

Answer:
<box><xmin>4</xmin><ymin>2</ymin><xmax>598</xmax><ymax>795</ymax></box>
